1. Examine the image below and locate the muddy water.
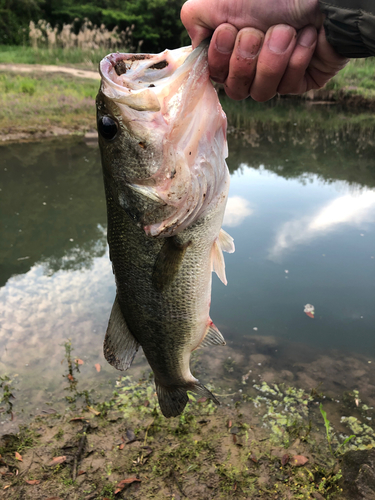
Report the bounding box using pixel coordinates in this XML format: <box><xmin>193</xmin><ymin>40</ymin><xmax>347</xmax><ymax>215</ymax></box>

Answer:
<box><xmin>0</xmin><ymin>122</ymin><xmax>375</xmax><ymax>434</ymax></box>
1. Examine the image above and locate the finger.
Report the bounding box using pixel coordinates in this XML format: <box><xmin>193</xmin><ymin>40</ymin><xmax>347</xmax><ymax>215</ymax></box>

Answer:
<box><xmin>305</xmin><ymin>26</ymin><xmax>349</xmax><ymax>90</ymax></box>
<box><xmin>250</xmin><ymin>24</ymin><xmax>297</xmax><ymax>102</ymax></box>
<box><xmin>223</xmin><ymin>28</ymin><xmax>264</xmax><ymax>100</ymax></box>
<box><xmin>181</xmin><ymin>0</ymin><xmax>215</xmax><ymax>48</ymax></box>
<box><xmin>208</xmin><ymin>24</ymin><xmax>238</xmax><ymax>83</ymax></box>
<box><xmin>277</xmin><ymin>25</ymin><xmax>317</xmax><ymax>94</ymax></box>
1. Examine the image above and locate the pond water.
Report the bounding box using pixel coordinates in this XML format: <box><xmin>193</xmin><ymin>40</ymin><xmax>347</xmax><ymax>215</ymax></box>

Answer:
<box><xmin>1</xmin><ymin>106</ymin><xmax>375</xmax><ymax>434</ymax></box>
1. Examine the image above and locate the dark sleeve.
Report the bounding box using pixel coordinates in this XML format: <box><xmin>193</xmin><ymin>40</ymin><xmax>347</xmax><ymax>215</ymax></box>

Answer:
<box><xmin>319</xmin><ymin>0</ymin><xmax>375</xmax><ymax>57</ymax></box>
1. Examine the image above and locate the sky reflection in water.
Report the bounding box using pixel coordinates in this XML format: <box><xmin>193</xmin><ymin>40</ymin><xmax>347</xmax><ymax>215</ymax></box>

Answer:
<box><xmin>0</xmin><ymin>129</ymin><xmax>374</xmax><ymax>424</ymax></box>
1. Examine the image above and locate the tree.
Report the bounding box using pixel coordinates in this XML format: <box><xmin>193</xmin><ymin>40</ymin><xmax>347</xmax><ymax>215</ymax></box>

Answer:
<box><xmin>41</xmin><ymin>0</ymin><xmax>189</xmax><ymax>52</ymax></box>
<box><xmin>0</xmin><ymin>0</ymin><xmax>44</xmax><ymax>44</ymax></box>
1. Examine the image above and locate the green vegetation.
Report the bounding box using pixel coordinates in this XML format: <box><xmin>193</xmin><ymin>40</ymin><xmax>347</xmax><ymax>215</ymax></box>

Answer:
<box><xmin>0</xmin><ymin>0</ymin><xmax>43</xmax><ymax>45</ymax></box>
<box><xmin>0</xmin><ymin>375</ymin><xmax>15</xmax><ymax>416</ymax></box>
<box><xmin>0</xmin><ymin>0</ymin><xmax>187</xmax><ymax>52</ymax></box>
<box><xmin>0</xmin><ymin>71</ymin><xmax>97</xmax><ymax>133</ymax></box>
<box><xmin>1</xmin><ymin>334</ymin><xmax>374</xmax><ymax>499</ymax></box>
<box><xmin>0</xmin><ymin>44</ymin><xmax>108</xmax><ymax>68</ymax></box>
<box><xmin>0</xmin><ymin>373</ymin><xmax>353</xmax><ymax>499</ymax></box>
<box><xmin>325</xmin><ymin>57</ymin><xmax>375</xmax><ymax>98</ymax></box>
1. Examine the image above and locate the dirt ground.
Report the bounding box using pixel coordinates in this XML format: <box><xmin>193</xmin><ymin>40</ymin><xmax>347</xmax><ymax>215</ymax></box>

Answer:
<box><xmin>2</xmin><ymin>333</ymin><xmax>375</xmax><ymax>500</ymax></box>
<box><xmin>0</xmin><ymin>380</ymin><xmax>344</xmax><ymax>500</ymax></box>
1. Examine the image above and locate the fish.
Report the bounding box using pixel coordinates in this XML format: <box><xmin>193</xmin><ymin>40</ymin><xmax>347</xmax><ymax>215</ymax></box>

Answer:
<box><xmin>96</xmin><ymin>41</ymin><xmax>234</xmax><ymax>418</ymax></box>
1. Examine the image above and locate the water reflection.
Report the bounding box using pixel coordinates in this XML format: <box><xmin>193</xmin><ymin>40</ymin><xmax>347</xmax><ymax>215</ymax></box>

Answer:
<box><xmin>0</xmin><ymin>120</ymin><xmax>375</xmax><ymax>430</ymax></box>
<box><xmin>269</xmin><ymin>188</ymin><xmax>375</xmax><ymax>259</ymax></box>
<box><xmin>223</xmin><ymin>196</ymin><xmax>253</xmax><ymax>227</ymax></box>
<box><xmin>0</xmin><ymin>138</ymin><xmax>107</xmax><ymax>287</ymax></box>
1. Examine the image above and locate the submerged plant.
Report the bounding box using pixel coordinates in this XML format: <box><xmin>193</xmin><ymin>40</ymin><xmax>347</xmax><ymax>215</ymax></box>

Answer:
<box><xmin>253</xmin><ymin>382</ymin><xmax>313</xmax><ymax>446</ymax></box>
<box><xmin>0</xmin><ymin>375</ymin><xmax>15</xmax><ymax>416</ymax></box>
<box><xmin>320</xmin><ymin>403</ymin><xmax>355</xmax><ymax>456</ymax></box>
<box><xmin>61</xmin><ymin>339</ymin><xmax>92</xmax><ymax>407</ymax></box>
<box><xmin>320</xmin><ymin>403</ymin><xmax>334</xmax><ymax>455</ymax></box>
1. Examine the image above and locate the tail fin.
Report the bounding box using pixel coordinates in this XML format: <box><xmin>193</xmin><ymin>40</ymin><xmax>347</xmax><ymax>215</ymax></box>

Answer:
<box><xmin>155</xmin><ymin>380</ymin><xmax>220</xmax><ymax>418</ymax></box>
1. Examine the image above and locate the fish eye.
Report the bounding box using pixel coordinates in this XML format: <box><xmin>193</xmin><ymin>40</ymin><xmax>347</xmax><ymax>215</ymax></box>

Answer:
<box><xmin>98</xmin><ymin>116</ymin><xmax>119</xmax><ymax>141</ymax></box>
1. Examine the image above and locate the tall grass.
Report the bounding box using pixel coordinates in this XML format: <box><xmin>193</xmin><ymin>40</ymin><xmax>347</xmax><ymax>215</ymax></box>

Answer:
<box><xmin>0</xmin><ymin>18</ymin><xmax>142</xmax><ymax>68</ymax></box>
<box><xmin>29</xmin><ymin>19</ymin><xmax>142</xmax><ymax>52</ymax></box>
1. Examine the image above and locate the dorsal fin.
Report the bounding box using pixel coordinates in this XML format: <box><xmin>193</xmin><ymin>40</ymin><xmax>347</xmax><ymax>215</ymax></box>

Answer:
<box><xmin>103</xmin><ymin>295</ymin><xmax>140</xmax><ymax>371</ymax></box>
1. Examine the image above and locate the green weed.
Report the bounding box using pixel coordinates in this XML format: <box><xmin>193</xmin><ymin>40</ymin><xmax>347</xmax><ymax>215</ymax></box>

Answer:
<box><xmin>320</xmin><ymin>403</ymin><xmax>355</xmax><ymax>456</ymax></box>
<box><xmin>0</xmin><ymin>375</ymin><xmax>15</xmax><ymax>415</ymax></box>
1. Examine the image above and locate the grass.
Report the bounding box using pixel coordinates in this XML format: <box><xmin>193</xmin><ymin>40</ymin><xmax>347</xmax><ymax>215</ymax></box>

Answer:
<box><xmin>0</xmin><ymin>45</ymin><xmax>110</xmax><ymax>69</ymax></box>
<box><xmin>1</xmin><ymin>46</ymin><xmax>375</xmax><ymax>140</ymax></box>
<box><xmin>326</xmin><ymin>57</ymin><xmax>375</xmax><ymax>97</ymax></box>
<box><xmin>0</xmin><ymin>71</ymin><xmax>98</xmax><ymax>133</ymax></box>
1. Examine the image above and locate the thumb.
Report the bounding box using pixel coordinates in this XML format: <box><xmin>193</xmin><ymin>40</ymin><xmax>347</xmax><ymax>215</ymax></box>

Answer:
<box><xmin>181</xmin><ymin>0</ymin><xmax>213</xmax><ymax>48</ymax></box>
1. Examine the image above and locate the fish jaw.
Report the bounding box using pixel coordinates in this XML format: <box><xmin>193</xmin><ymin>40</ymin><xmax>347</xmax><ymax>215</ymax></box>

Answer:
<box><xmin>97</xmin><ymin>42</ymin><xmax>229</xmax><ymax>237</ymax></box>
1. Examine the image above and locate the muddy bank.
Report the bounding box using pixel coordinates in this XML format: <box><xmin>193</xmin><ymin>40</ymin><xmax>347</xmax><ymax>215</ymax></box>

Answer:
<box><xmin>2</xmin><ymin>336</ymin><xmax>375</xmax><ymax>499</ymax></box>
<box><xmin>0</xmin><ymin>127</ymin><xmax>96</xmax><ymax>144</ymax></box>
<box><xmin>0</xmin><ymin>375</ymin><xmax>350</xmax><ymax>500</ymax></box>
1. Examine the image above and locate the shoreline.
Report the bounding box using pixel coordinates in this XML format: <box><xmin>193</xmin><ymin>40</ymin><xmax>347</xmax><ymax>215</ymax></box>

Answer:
<box><xmin>1</xmin><ymin>91</ymin><xmax>373</xmax><ymax>145</ymax></box>
<box><xmin>1</xmin><ymin>61</ymin><xmax>375</xmax><ymax>145</ymax></box>
<box><xmin>2</xmin><ymin>334</ymin><xmax>375</xmax><ymax>499</ymax></box>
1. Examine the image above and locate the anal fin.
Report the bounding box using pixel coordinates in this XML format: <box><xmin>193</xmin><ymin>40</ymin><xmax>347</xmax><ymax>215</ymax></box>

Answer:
<box><xmin>103</xmin><ymin>295</ymin><xmax>140</xmax><ymax>371</ymax></box>
<box><xmin>200</xmin><ymin>322</ymin><xmax>226</xmax><ymax>348</ymax></box>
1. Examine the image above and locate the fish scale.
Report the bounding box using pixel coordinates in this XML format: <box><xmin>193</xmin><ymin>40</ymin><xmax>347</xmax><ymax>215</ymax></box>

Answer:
<box><xmin>97</xmin><ymin>41</ymin><xmax>235</xmax><ymax>417</ymax></box>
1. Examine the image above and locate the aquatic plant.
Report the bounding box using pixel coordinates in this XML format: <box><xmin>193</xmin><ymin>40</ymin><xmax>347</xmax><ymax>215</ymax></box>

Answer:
<box><xmin>0</xmin><ymin>375</ymin><xmax>15</xmax><ymax>417</ymax></box>
<box><xmin>61</xmin><ymin>339</ymin><xmax>92</xmax><ymax>408</ymax></box>
<box><xmin>320</xmin><ymin>403</ymin><xmax>355</xmax><ymax>456</ymax></box>
<box><xmin>253</xmin><ymin>382</ymin><xmax>313</xmax><ymax>446</ymax></box>
<box><xmin>341</xmin><ymin>415</ymin><xmax>375</xmax><ymax>451</ymax></box>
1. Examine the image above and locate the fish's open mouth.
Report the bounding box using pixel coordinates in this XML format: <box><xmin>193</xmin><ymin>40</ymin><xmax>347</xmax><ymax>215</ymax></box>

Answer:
<box><xmin>99</xmin><ymin>46</ymin><xmax>193</xmax><ymax>92</ymax></box>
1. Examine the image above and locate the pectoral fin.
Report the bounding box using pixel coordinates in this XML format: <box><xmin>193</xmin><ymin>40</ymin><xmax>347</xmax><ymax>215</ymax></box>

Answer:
<box><xmin>103</xmin><ymin>295</ymin><xmax>140</xmax><ymax>371</ymax></box>
<box><xmin>219</xmin><ymin>228</ymin><xmax>235</xmax><ymax>253</ymax></box>
<box><xmin>211</xmin><ymin>229</ymin><xmax>234</xmax><ymax>285</ymax></box>
<box><xmin>152</xmin><ymin>237</ymin><xmax>191</xmax><ymax>291</ymax></box>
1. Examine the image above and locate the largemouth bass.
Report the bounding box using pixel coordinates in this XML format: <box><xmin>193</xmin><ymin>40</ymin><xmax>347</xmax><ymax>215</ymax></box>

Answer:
<box><xmin>96</xmin><ymin>42</ymin><xmax>234</xmax><ymax>417</ymax></box>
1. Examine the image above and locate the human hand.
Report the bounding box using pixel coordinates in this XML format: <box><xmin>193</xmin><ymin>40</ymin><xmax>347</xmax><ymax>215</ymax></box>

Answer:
<box><xmin>181</xmin><ymin>0</ymin><xmax>348</xmax><ymax>101</ymax></box>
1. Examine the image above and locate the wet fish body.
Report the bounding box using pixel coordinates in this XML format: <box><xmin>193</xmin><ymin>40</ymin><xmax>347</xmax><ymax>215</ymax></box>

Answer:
<box><xmin>97</xmin><ymin>43</ymin><xmax>234</xmax><ymax>417</ymax></box>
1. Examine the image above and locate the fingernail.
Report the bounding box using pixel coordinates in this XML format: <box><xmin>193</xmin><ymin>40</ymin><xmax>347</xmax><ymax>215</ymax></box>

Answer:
<box><xmin>238</xmin><ymin>30</ymin><xmax>262</xmax><ymax>58</ymax></box>
<box><xmin>216</xmin><ymin>28</ymin><xmax>236</xmax><ymax>54</ymax></box>
<box><xmin>298</xmin><ymin>26</ymin><xmax>316</xmax><ymax>48</ymax></box>
<box><xmin>268</xmin><ymin>25</ymin><xmax>295</xmax><ymax>54</ymax></box>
